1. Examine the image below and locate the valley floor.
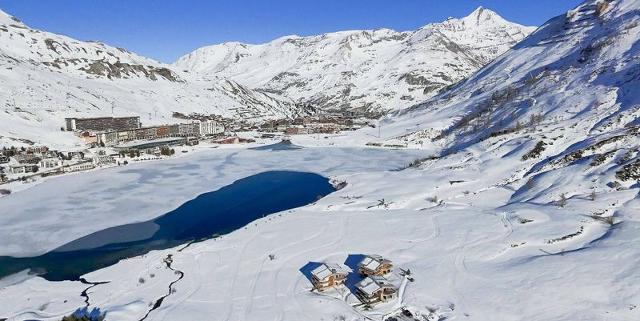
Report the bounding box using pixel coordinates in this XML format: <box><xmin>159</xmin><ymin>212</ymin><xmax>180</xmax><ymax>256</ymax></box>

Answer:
<box><xmin>0</xmin><ymin>137</ymin><xmax>638</xmax><ymax>321</ymax></box>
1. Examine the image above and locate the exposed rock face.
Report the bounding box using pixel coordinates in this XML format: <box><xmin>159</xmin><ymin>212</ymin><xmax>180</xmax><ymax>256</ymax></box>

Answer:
<box><xmin>174</xmin><ymin>7</ymin><xmax>535</xmax><ymax>113</ymax></box>
<box><xmin>616</xmin><ymin>159</ymin><xmax>640</xmax><ymax>181</ymax></box>
<box><xmin>80</xmin><ymin>61</ymin><xmax>181</xmax><ymax>81</ymax></box>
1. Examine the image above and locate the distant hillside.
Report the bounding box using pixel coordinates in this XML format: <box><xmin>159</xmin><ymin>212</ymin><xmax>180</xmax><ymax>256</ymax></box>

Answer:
<box><xmin>175</xmin><ymin>7</ymin><xmax>535</xmax><ymax>113</ymax></box>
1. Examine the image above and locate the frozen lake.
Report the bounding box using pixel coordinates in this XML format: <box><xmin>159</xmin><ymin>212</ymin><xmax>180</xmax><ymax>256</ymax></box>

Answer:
<box><xmin>0</xmin><ymin>145</ymin><xmax>429</xmax><ymax>258</ymax></box>
<box><xmin>0</xmin><ymin>171</ymin><xmax>335</xmax><ymax>281</ymax></box>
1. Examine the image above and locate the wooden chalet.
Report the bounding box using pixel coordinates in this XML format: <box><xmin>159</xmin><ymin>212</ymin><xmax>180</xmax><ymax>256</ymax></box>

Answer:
<box><xmin>357</xmin><ymin>254</ymin><xmax>393</xmax><ymax>276</ymax></box>
<box><xmin>355</xmin><ymin>276</ymin><xmax>397</xmax><ymax>304</ymax></box>
<box><xmin>310</xmin><ymin>263</ymin><xmax>348</xmax><ymax>292</ymax></box>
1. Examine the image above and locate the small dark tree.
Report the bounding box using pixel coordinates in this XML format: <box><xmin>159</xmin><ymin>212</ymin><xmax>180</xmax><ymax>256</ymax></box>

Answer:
<box><xmin>557</xmin><ymin>193</ymin><xmax>568</xmax><ymax>208</ymax></box>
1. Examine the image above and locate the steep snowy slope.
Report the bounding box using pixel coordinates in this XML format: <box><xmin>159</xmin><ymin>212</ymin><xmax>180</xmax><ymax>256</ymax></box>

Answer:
<box><xmin>0</xmin><ymin>10</ymin><xmax>300</xmax><ymax>148</ymax></box>
<box><xmin>378</xmin><ymin>0</ymin><xmax>640</xmax><ymax>198</ymax></box>
<box><xmin>175</xmin><ymin>7</ymin><xmax>535</xmax><ymax>113</ymax></box>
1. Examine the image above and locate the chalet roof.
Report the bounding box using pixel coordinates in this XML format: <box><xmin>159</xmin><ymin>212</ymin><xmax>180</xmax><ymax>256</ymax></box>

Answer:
<box><xmin>311</xmin><ymin>263</ymin><xmax>347</xmax><ymax>281</ymax></box>
<box><xmin>356</xmin><ymin>276</ymin><xmax>395</xmax><ymax>297</ymax></box>
<box><xmin>359</xmin><ymin>254</ymin><xmax>390</xmax><ymax>271</ymax></box>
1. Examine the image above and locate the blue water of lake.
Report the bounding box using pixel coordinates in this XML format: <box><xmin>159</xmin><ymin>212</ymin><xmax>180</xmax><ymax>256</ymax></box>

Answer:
<box><xmin>0</xmin><ymin>171</ymin><xmax>335</xmax><ymax>281</ymax></box>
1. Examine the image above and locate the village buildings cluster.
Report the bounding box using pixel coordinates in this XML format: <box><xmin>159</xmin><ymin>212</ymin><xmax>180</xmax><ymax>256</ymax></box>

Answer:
<box><xmin>1</xmin><ymin>110</ymin><xmax>378</xmax><ymax>186</ymax></box>
<box><xmin>260</xmin><ymin>113</ymin><xmax>373</xmax><ymax>136</ymax></box>
<box><xmin>310</xmin><ymin>254</ymin><xmax>399</xmax><ymax>306</ymax></box>
<box><xmin>1</xmin><ymin>114</ymin><xmax>243</xmax><ymax>184</ymax></box>
<box><xmin>63</xmin><ymin>116</ymin><xmax>225</xmax><ymax>147</ymax></box>
<box><xmin>0</xmin><ymin>145</ymin><xmax>110</xmax><ymax>183</ymax></box>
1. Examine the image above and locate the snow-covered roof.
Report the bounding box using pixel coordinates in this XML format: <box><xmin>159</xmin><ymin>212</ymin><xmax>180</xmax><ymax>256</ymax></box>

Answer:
<box><xmin>359</xmin><ymin>254</ymin><xmax>389</xmax><ymax>271</ymax></box>
<box><xmin>311</xmin><ymin>263</ymin><xmax>346</xmax><ymax>281</ymax></box>
<box><xmin>356</xmin><ymin>276</ymin><xmax>393</xmax><ymax>296</ymax></box>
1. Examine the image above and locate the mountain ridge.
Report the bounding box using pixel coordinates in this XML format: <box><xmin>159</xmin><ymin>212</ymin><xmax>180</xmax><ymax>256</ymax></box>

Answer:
<box><xmin>174</xmin><ymin>7</ymin><xmax>536</xmax><ymax>113</ymax></box>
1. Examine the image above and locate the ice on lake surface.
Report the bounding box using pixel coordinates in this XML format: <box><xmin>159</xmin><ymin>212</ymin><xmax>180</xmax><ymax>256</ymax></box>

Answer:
<box><xmin>0</xmin><ymin>171</ymin><xmax>335</xmax><ymax>281</ymax></box>
<box><xmin>0</xmin><ymin>146</ymin><xmax>428</xmax><ymax>258</ymax></box>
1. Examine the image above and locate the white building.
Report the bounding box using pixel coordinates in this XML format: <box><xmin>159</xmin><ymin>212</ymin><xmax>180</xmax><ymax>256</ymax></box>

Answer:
<box><xmin>93</xmin><ymin>156</ymin><xmax>116</xmax><ymax>167</ymax></box>
<box><xmin>178</xmin><ymin>122</ymin><xmax>201</xmax><ymax>137</ymax></box>
<box><xmin>39</xmin><ymin>157</ymin><xmax>62</xmax><ymax>169</ymax></box>
<box><xmin>63</xmin><ymin>161</ymin><xmax>95</xmax><ymax>173</ymax></box>
<box><xmin>96</xmin><ymin>131</ymin><xmax>119</xmax><ymax>147</ymax></box>
<box><xmin>198</xmin><ymin>120</ymin><xmax>225</xmax><ymax>136</ymax></box>
<box><xmin>8</xmin><ymin>164</ymin><xmax>38</xmax><ymax>175</ymax></box>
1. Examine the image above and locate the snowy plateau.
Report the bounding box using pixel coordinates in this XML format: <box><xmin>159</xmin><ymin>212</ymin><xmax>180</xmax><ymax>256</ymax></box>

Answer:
<box><xmin>0</xmin><ymin>0</ymin><xmax>640</xmax><ymax>321</ymax></box>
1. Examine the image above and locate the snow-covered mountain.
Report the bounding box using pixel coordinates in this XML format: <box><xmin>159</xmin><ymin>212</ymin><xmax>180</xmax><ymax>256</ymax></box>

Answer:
<box><xmin>0</xmin><ymin>10</ymin><xmax>300</xmax><ymax>148</ymax></box>
<box><xmin>174</xmin><ymin>7</ymin><xmax>536</xmax><ymax>113</ymax></box>
<box><xmin>378</xmin><ymin>0</ymin><xmax>640</xmax><ymax>197</ymax></box>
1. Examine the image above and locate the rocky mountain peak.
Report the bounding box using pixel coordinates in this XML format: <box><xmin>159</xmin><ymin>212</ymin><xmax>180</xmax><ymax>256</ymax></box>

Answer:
<box><xmin>465</xmin><ymin>6</ymin><xmax>498</xmax><ymax>23</ymax></box>
<box><xmin>434</xmin><ymin>6</ymin><xmax>532</xmax><ymax>33</ymax></box>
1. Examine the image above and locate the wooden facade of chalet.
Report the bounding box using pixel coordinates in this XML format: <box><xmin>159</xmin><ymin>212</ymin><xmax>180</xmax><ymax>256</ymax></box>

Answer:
<box><xmin>358</xmin><ymin>255</ymin><xmax>393</xmax><ymax>276</ymax></box>
<box><xmin>310</xmin><ymin>263</ymin><xmax>348</xmax><ymax>292</ymax></box>
<box><xmin>355</xmin><ymin>276</ymin><xmax>397</xmax><ymax>305</ymax></box>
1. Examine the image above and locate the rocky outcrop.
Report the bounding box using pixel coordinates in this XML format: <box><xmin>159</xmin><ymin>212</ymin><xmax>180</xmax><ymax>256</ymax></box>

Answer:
<box><xmin>80</xmin><ymin>60</ymin><xmax>181</xmax><ymax>81</ymax></box>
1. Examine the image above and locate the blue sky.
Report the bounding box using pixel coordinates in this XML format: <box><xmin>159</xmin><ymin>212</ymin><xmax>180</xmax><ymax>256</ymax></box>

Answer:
<box><xmin>0</xmin><ymin>0</ymin><xmax>582</xmax><ymax>63</ymax></box>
